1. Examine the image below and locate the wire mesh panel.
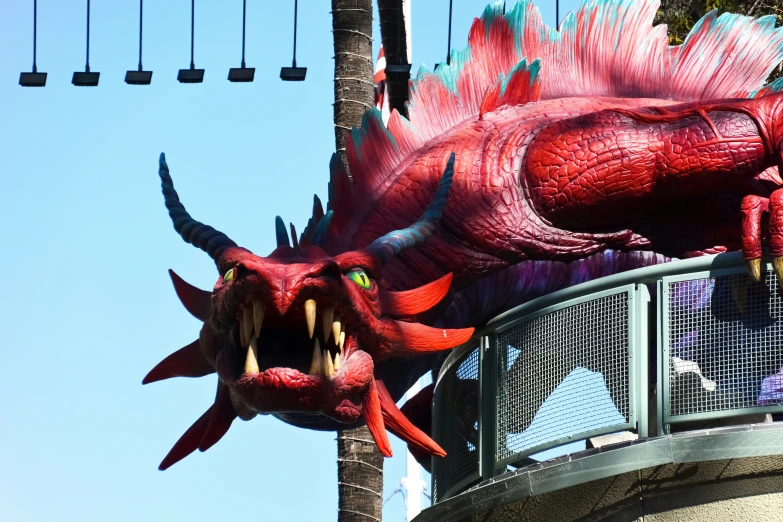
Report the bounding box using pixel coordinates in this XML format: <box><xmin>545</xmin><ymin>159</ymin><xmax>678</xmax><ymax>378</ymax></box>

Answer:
<box><xmin>664</xmin><ymin>269</ymin><xmax>783</xmax><ymax>423</ymax></box>
<box><xmin>432</xmin><ymin>344</ymin><xmax>480</xmax><ymax>502</ymax></box>
<box><xmin>497</xmin><ymin>290</ymin><xmax>633</xmax><ymax>461</ymax></box>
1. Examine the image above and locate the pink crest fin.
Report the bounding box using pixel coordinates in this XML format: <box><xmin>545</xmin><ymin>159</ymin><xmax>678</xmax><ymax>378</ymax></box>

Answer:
<box><xmin>479</xmin><ymin>59</ymin><xmax>541</xmax><ymax>119</ymax></box>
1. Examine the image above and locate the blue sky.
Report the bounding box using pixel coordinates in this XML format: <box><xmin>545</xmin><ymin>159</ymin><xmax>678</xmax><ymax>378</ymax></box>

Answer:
<box><xmin>0</xmin><ymin>1</ymin><xmax>578</xmax><ymax>520</ymax></box>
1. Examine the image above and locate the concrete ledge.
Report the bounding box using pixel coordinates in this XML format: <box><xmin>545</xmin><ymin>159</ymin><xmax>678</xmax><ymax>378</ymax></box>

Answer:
<box><xmin>414</xmin><ymin>423</ymin><xmax>783</xmax><ymax>522</ymax></box>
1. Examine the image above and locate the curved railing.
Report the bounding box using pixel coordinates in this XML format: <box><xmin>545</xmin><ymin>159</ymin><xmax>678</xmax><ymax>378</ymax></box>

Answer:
<box><xmin>431</xmin><ymin>251</ymin><xmax>783</xmax><ymax>502</ymax></box>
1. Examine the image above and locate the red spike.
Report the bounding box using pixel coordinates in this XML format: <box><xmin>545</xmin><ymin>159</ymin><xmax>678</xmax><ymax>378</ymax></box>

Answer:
<box><xmin>142</xmin><ymin>340</ymin><xmax>214</xmax><ymax>384</ymax></box>
<box><xmin>169</xmin><ymin>269</ymin><xmax>212</xmax><ymax>322</ymax></box>
<box><xmin>362</xmin><ymin>379</ymin><xmax>393</xmax><ymax>457</ymax></box>
<box><xmin>198</xmin><ymin>383</ymin><xmax>238</xmax><ymax>451</ymax></box>
<box><xmin>376</xmin><ymin>380</ymin><xmax>446</xmax><ymax>457</ymax></box>
<box><xmin>383</xmin><ymin>321</ymin><xmax>474</xmax><ymax>358</ymax></box>
<box><xmin>158</xmin><ymin>407</ymin><xmax>212</xmax><ymax>470</ymax></box>
<box><xmin>380</xmin><ymin>273</ymin><xmax>453</xmax><ymax>317</ymax></box>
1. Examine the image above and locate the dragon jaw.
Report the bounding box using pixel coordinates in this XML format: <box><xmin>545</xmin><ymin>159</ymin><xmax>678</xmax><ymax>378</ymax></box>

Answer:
<box><xmin>144</xmin><ymin>153</ymin><xmax>472</xmax><ymax>469</ymax></box>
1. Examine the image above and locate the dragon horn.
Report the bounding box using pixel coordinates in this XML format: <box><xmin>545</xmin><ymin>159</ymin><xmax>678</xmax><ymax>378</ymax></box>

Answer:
<box><xmin>367</xmin><ymin>152</ymin><xmax>455</xmax><ymax>264</ymax></box>
<box><xmin>159</xmin><ymin>153</ymin><xmax>238</xmax><ymax>263</ymax></box>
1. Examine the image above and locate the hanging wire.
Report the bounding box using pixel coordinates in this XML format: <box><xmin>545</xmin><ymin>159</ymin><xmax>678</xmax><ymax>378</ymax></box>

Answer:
<box><xmin>85</xmin><ymin>0</ymin><xmax>91</xmax><ymax>72</ymax></box>
<box><xmin>556</xmin><ymin>0</ymin><xmax>559</xmax><ymax>29</ymax></box>
<box><xmin>138</xmin><ymin>0</ymin><xmax>143</xmax><ymax>71</ymax></box>
<box><xmin>190</xmin><ymin>0</ymin><xmax>195</xmax><ymax>69</ymax></box>
<box><xmin>32</xmin><ymin>0</ymin><xmax>38</xmax><ymax>72</ymax></box>
<box><xmin>241</xmin><ymin>0</ymin><xmax>247</xmax><ymax>67</ymax></box>
<box><xmin>292</xmin><ymin>0</ymin><xmax>299</xmax><ymax>67</ymax></box>
<box><xmin>446</xmin><ymin>0</ymin><xmax>453</xmax><ymax>66</ymax></box>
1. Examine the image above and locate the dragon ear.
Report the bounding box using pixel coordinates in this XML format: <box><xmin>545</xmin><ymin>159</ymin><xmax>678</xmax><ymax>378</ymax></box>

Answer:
<box><xmin>380</xmin><ymin>273</ymin><xmax>453</xmax><ymax>317</ymax></box>
<box><xmin>366</xmin><ymin>153</ymin><xmax>455</xmax><ymax>265</ymax></box>
<box><xmin>362</xmin><ymin>379</ymin><xmax>393</xmax><ymax>457</ymax></box>
<box><xmin>380</xmin><ymin>321</ymin><xmax>474</xmax><ymax>359</ymax></box>
<box><xmin>142</xmin><ymin>339</ymin><xmax>214</xmax><ymax>384</ymax></box>
<box><xmin>376</xmin><ymin>380</ymin><xmax>445</xmax><ymax>457</ymax></box>
<box><xmin>169</xmin><ymin>269</ymin><xmax>211</xmax><ymax>321</ymax></box>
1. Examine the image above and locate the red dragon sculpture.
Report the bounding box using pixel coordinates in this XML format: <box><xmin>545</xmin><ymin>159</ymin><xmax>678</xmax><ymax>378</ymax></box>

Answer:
<box><xmin>145</xmin><ymin>0</ymin><xmax>783</xmax><ymax>469</ymax></box>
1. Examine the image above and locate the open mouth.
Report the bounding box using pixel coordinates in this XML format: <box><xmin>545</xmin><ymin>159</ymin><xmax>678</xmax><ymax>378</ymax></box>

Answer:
<box><xmin>226</xmin><ymin>296</ymin><xmax>373</xmax><ymax>421</ymax></box>
<box><xmin>237</xmin><ymin>299</ymin><xmax>346</xmax><ymax>378</ymax></box>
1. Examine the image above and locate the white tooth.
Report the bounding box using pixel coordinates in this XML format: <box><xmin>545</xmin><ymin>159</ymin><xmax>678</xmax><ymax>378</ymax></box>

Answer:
<box><xmin>309</xmin><ymin>338</ymin><xmax>322</xmax><ymax>375</ymax></box>
<box><xmin>253</xmin><ymin>301</ymin><xmax>266</xmax><ymax>337</ymax></box>
<box><xmin>239</xmin><ymin>314</ymin><xmax>247</xmax><ymax>347</ymax></box>
<box><xmin>323</xmin><ymin>307</ymin><xmax>335</xmax><ymax>343</ymax></box>
<box><xmin>333</xmin><ymin>352</ymin><xmax>341</xmax><ymax>372</ymax></box>
<box><xmin>244</xmin><ymin>336</ymin><xmax>260</xmax><ymax>374</ymax></box>
<box><xmin>324</xmin><ymin>349</ymin><xmax>334</xmax><ymax>379</ymax></box>
<box><xmin>339</xmin><ymin>331</ymin><xmax>346</xmax><ymax>352</ymax></box>
<box><xmin>332</xmin><ymin>317</ymin><xmax>341</xmax><ymax>346</ymax></box>
<box><xmin>305</xmin><ymin>299</ymin><xmax>316</xmax><ymax>339</ymax></box>
<box><xmin>242</xmin><ymin>308</ymin><xmax>253</xmax><ymax>347</ymax></box>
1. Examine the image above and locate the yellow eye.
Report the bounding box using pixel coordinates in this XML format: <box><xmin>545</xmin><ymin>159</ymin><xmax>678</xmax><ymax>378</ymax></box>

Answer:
<box><xmin>347</xmin><ymin>269</ymin><xmax>371</xmax><ymax>290</ymax></box>
<box><xmin>223</xmin><ymin>268</ymin><xmax>235</xmax><ymax>282</ymax></box>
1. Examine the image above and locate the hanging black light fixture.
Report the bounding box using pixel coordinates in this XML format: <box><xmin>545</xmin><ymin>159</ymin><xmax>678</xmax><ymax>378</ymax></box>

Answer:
<box><xmin>178</xmin><ymin>0</ymin><xmax>204</xmax><ymax>83</ymax></box>
<box><xmin>228</xmin><ymin>0</ymin><xmax>254</xmax><ymax>82</ymax></box>
<box><xmin>445</xmin><ymin>0</ymin><xmax>453</xmax><ymax>66</ymax></box>
<box><xmin>20</xmin><ymin>0</ymin><xmax>47</xmax><ymax>87</ymax></box>
<box><xmin>72</xmin><ymin>0</ymin><xmax>100</xmax><ymax>86</ymax></box>
<box><xmin>280</xmin><ymin>0</ymin><xmax>306</xmax><ymax>81</ymax></box>
<box><xmin>126</xmin><ymin>0</ymin><xmax>152</xmax><ymax>84</ymax></box>
<box><xmin>435</xmin><ymin>0</ymin><xmax>453</xmax><ymax>71</ymax></box>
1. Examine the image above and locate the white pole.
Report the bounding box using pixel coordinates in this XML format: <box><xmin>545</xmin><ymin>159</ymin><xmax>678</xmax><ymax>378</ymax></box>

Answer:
<box><xmin>402</xmin><ymin>377</ymin><xmax>426</xmax><ymax>521</ymax></box>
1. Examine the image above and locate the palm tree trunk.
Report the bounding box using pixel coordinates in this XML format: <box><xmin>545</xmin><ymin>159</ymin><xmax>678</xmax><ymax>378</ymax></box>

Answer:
<box><xmin>332</xmin><ymin>0</ymin><xmax>376</xmax><ymax>176</ymax></box>
<box><xmin>331</xmin><ymin>2</ymin><xmax>384</xmax><ymax>521</ymax></box>
<box><xmin>378</xmin><ymin>0</ymin><xmax>410</xmax><ymax>118</ymax></box>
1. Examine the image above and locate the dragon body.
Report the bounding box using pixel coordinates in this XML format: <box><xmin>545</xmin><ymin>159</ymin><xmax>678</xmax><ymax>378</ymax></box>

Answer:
<box><xmin>146</xmin><ymin>0</ymin><xmax>783</xmax><ymax>469</ymax></box>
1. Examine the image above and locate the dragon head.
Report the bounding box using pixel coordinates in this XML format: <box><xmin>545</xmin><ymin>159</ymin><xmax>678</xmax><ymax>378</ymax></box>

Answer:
<box><xmin>144</xmin><ymin>153</ymin><xmax>473</xmax><ymax>469</ymax></box>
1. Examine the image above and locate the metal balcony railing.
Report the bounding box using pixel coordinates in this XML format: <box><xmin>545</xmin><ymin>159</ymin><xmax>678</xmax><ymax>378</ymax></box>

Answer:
<box><xmin>431</xmin><ymin>252</ymin><xmax>783</xmax><ymax>503</ymax></box>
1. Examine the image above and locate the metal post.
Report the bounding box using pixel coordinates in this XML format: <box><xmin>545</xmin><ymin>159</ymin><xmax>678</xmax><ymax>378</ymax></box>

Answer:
<box><xmin>138</xmin><ymin>0</ymin><xmax>143</xmax><ymax>71</ymax></box>
<box><xmin>556</xmin><ymin>0</ymin><xmax>559</xmax><ymax>29</ymax></box>
<box><xmin>190</xmin><ymin>0</ymin><xmax>195</xmax><ymax>69</ymax></box>
<box><xmin>479</xmin><ymin>335</ymin><xmax>498</xmax><ymax>481</ymax></box>
<box><xmin>33</xmin><ymin>0</ymin><xmax>37</xmax><ymax>73</ymax></box>
<box><xmin>446</xmin><ymin>0</ymin><xmax>453</xmax><ymax>65</ymax></box>
<box><xmin>292</xmin><ymin>0</ymin><xmax>298</xmax><ymax>67</ymax></box>
<box><xmin>241</xmin><ymin>0</ymin><xmax>247</xmax><ymax>68</ymax></box>
<box><xmin>86</xmin><ymin>0</ymin><xmax>91</xmax><ymax>72</ymax></box>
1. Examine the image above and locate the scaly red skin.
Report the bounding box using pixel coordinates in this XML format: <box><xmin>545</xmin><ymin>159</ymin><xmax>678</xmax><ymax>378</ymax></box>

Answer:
<box><xmin>150</xmin><ymin>93</ymin><xmax>783</xmax><ymax>470</ymax></box>
<box><xmin>324</xmin><ymin>95</ymin><xmax>783</xmax><ymax>292</ymax></box>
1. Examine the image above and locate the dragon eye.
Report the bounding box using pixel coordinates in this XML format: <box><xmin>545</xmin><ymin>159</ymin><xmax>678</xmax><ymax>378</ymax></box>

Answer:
<box><xmin>347</xmin><ymin>269</ymin><xmax>371</xmax><ymax>290</ymax></box>
<box><xmin>223</xmin><ymin>268</ymin><xmax>236</xmax><ymax>282</ymax></box>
